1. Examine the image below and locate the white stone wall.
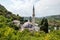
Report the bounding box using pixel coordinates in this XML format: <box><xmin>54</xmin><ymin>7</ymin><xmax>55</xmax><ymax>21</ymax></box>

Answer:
<box><xmin>54</xmin><ymin>27</ymin><xmax>57</xmax><ymax>30</ymax></box>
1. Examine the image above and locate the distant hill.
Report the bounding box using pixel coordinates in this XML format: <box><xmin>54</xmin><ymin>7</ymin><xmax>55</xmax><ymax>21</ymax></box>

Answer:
<box><xmin>45</xmin><ymin>15</ymin><xmax>60</xmax><ymax>26</ymax></box>
<box><xmin>46</xmin><ymin>15</ymin><xmax>60</xmax><ymax>20</ymax></box>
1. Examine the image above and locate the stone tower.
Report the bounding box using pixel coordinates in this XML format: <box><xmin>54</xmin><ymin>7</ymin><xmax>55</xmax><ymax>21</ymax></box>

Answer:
<box><xmin>32</xmin><ymin>5</ymin><xmax>35</xmax><ymax>26</ymax></box>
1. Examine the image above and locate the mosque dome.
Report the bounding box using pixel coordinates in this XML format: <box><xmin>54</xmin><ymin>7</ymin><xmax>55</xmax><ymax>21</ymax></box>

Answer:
<box><xmin>22</xmin><ymin>21</ymin><xmax>33</xmax><ymax>28</ymax></box>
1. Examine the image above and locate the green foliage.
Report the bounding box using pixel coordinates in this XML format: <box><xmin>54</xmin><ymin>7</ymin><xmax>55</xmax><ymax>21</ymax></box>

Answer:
<box><xmin>40</xmin><ymin>17</ymin><xmax>48</xmax><ymax>33</ymax></box>
<box><xmin>0</xmin><ymin>4</ymin><xmax>7</xmax><ymax>16</ymax></box>
<box><xmin>0</xmin><ymin>15</ymin><xmax>7</xmax><ymax>22</ymax></box>
<box><xmin>0</xmin><ymin>26</ymin><xmax>60</xmax><ymax>40</ymax></box>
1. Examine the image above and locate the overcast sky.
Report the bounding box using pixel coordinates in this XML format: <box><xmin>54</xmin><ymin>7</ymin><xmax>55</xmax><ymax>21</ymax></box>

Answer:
<box><xmin>0</xmin><ymin>0</ymin><xmax>60</xmax><ymax>17</ymax></box>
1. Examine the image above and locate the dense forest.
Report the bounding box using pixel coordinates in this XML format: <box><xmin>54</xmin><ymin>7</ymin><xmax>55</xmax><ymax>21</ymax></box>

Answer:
<box><xmin>0</xmin><ymin>4</ymin><xmax>60</xmax><ymax>40</ymax></box>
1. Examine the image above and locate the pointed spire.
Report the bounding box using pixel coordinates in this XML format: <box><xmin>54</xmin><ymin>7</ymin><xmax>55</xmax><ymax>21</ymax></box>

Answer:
<box><xmin>32</xmin><ymin>5</ymin><xmax>35</xmax><ymax>17</ymax></box>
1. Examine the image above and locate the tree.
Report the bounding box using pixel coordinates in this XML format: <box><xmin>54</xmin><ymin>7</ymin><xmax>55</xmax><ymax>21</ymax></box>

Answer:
<box><xmin>29</xmin><ymin>16</ymin><xmax>32</xmax><ymax>22</ymax></box>
<box><xmin>40</xmin><ymin>17</ymin><xmax>48</xmax><ymax>33</ymax></box>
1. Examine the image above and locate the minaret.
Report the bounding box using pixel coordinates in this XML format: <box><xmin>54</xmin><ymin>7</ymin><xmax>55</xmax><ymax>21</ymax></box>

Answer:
<box><xmin>32</xmin><ymin>5</ymin><xmax>35</xmax><ymax>26</ymax></box>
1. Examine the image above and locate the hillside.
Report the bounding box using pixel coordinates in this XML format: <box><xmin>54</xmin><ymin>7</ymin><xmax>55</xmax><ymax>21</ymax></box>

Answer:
<box><xmin>0</xmin><ymin>4</ymin><xmax>21</xmax><ymax>21</ymax></box>
<box><xmin>46</xmin><ymin>15</ymin><xmax>60</xmax><ymax>20</ymax></box>
<box><xmin>45</xmin><ymin>15</ymin><xmax>60</xmax><ymax>27</ymax></box>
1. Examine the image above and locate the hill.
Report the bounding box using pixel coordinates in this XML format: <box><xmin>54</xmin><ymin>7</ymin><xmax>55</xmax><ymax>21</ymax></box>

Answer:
<box><xmin>46</xmin><ymin>15</ymin><xmax>60</xmax><ymax>20</ymax></box>
<box><xmin>45</xmin><ymin>15</ymin><xmax>60</xmax><ymax>27</ymax></box>
<box><xmin>0</xmin><ymin>4</ymin><xmax>21</xmax><ymax>21</ymax></box>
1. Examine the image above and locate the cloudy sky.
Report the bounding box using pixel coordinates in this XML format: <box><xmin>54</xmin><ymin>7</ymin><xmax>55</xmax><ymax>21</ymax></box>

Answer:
<box><xmin>0</xmin><ymin>0</ymin><xmax>60</xmax><ymax>17</ymax></box>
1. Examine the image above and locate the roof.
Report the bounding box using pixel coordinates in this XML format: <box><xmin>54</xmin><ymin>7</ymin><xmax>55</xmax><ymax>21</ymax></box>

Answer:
<box><xmin>13</xmin><ymin>20</ymin><xmax>20</xmax><ymax>23</ymax></box>
<box><xmin>22</xmin><ymin>21</ymin><xmax>33</xmax><ymax>28</ymax></box>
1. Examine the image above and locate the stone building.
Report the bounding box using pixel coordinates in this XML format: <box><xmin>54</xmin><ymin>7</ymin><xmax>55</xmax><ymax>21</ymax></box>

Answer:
<box><xmin>20</xmin><ymin>20</ymin><xmax>39</xmax><ymax>32</ymax></box>
<box><xmin>12</xmin><ymin>20</ymin><xmax>20</xmax><ymax>27</ymax></box>
<box><xmin>20</xmin><ymin>5</ymin><xmax>40</xmax><ymax>32</ymax></box>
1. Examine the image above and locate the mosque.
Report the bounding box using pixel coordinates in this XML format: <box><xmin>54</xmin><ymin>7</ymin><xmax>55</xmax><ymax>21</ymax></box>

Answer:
<box><xmin>20</xmin><ymin>6</ymin><xmax>40</xmax><ymax>32</ymax></box>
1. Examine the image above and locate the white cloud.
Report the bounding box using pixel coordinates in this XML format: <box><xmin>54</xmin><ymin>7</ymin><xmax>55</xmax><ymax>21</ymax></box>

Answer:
<box><xmin>8</xmin><ymin>0</ymin><xmax>39</xmax><ymax>16</ymax></box>
<box><xmin>35</xmin><ymin>0</ymin><xmax>60</xmax><ymax>17</ymax></box>
<box><xmin>0</xmin><ymin>0</ymin><xmax>60</xmax><ymax>17</ymax></box>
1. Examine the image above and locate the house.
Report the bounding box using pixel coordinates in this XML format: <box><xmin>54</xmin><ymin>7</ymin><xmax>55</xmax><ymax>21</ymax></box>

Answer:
<box><xmin>12</xmin><ymin>20</ymin><xmax>20</xmax><ymax>28</ymax></box>
<box><xmin>6</xmin><ymin>12</ymin><xmax>12</xmax><ymax>18</ymax></box>
<box><xmin>54</xmin><ymin>25</ymin><xmax>60</xmax><ymax>30</ymax></box>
